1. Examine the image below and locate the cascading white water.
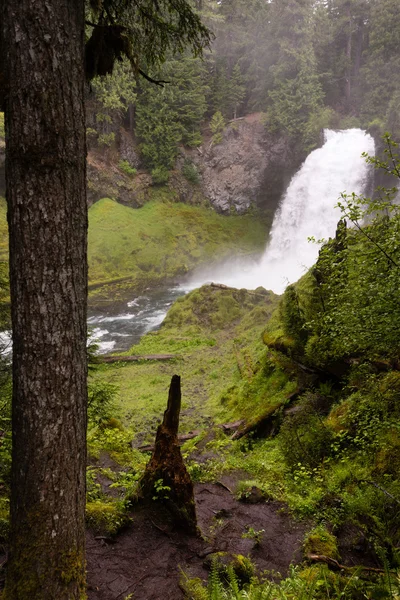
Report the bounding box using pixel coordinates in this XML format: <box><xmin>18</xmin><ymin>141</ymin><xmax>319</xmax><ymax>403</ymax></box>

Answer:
<box><xmin>186</xmin><ymin>128</ymin><xmax>375</xmax><ymax>294</ymax></box>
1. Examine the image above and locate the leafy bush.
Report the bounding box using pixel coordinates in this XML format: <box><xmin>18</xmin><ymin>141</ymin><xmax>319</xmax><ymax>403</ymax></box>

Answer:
<box><xmin>182</xmin><ymin>160</ymin><xmax>200</xmax><ymax>184</ymax></box>
<box><xmin>85</xmin><ymin>500</ymin><xmax>130</xmax><ymax>536</ymax></box>
<box><xmin>210</xmin><ymin>111</ymin><xmax>225</xmax><ymax>144</ymax></box>
<box><xmin>118</xmin><ymin>160</ymin><xmax>137</xmax><ymax>177</ymax></box>
<box><xmin>151</xmin><ymin>166</ymin><xmax>170</xmax><ymax>185</ymax></box>
<box><xmin>87</xmin><ymin>379</ymin><xmax>119</xmax><ymax>427</ymax></box>
<box><xmin>98</xmin><ymin>132</ymin><xmax>115</xmax><ymax>147</ymax></box>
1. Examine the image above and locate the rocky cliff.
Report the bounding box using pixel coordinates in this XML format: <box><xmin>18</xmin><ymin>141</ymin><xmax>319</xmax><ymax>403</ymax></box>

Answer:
<box><xmin>186</xmin><ymin>113</ymin><xmax>298</xmax><ymax>214</ymax></box>
<box><xmin>0</xmin><ymin>114</ymin><xmax>301</xmax><ymax>216</ymax></box>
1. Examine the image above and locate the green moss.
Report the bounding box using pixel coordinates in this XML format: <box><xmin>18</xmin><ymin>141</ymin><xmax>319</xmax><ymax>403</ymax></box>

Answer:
<box><xmin>85</xmin><ymin>500</ymin><xmax>131</xmax><ymax>536</ymax></box>
<box><xmin>88</xmin><ymin>198</ymin><xmax>268</xmax><ymax>296</ymax></box>
<box><xmin>303</xmin><ymin>525</ymin><xmax>340</xmax><ymax>560</ymax></box>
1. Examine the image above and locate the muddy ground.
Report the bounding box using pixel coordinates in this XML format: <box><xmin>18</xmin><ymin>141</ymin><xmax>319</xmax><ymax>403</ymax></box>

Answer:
<box><xmin>87</xmin><ymin>479</ymin><xmax>307</xmax><ymax>600</ymax></box>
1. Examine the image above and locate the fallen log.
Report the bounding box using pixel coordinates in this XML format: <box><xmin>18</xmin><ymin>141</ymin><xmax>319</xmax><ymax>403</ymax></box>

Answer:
<box><xmin>231</xmin><ymin>389</ymin><xmax>303</xmax><ymax>441</ymax></box>
<box><xmin>218</xmin><ymin>420</ymin><xmax>244</xmax><ymax>433</ymax></box>
<box><xmin>99</xmin><ymin>354</ymin><xmax>176</xmax><ymax>363</ymax></box>
<box><xmin>138</xmin><ymin>430</ymin><xmax>201</xmax><ymax>452</ymax></box>
<box><xmin>307</xmin><ymin>554</ymin><xmax>392</xmax><ymax>574</ymax></box>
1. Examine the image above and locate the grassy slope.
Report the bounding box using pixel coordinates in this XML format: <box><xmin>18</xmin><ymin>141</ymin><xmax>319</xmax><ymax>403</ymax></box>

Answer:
<box><xmin>90</xmin><ymin>274</ymin><xmax>400</xmax><ymax>597</ymax></box>
<box><xmin>0</xmin><ymin>194</ymin><xmax>268</xmax><ymax>304</ymax></box>
<box><xmin>90</xmin><ymin>285</ymin><xmax>293</xmax><ymax>445</ymax></box>
<box><xmin>88</xmin><ymin>195</ymin><xmax>268</xmax><ymax>302</ymax></box>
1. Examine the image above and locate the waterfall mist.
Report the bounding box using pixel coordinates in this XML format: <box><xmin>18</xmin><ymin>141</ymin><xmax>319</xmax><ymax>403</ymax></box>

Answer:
<box><xmin>184</xmin><ymin>129</ymin><xmax>375</xmax><ymax>295</ymax></box>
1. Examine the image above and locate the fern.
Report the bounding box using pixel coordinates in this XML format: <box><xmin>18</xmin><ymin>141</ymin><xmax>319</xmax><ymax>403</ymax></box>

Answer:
<box><xmin>208</xmin><ymin>557</ymin><xmax>224</xmax><ymax>600</ymax></box>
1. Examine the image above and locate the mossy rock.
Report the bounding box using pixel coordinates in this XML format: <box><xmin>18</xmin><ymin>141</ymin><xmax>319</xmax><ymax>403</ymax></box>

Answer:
<box><xmin>303</xmin><ymin>526</ymin><xmax>340</xmax><ymax>561</ymax></box>
<box><xmin>236</xmin><ymin>480</ymin><xmax>270</xmax><ymax>504</ymax></box>
<box><xmin>85</xmin><ymin>500</ymin><xmax>131</xmax><ymax>537</ymax></box>
<box><xmin>263</xmin><ymin>330</ymin><xmax>296</xmax><ymax>354</ymax></box>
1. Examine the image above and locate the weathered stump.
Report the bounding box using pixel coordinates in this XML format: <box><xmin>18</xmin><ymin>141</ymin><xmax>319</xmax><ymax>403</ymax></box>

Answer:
<box><xmin>140</xmin><ymin>375</ymin><xmax>197</xmax><ymax>534</ymax></box>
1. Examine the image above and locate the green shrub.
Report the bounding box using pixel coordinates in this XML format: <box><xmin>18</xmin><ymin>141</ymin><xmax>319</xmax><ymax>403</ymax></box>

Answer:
<box><xmin>85</xmin><ymin>500</ymin><xmax>130</xmax><ymax>536</ymax></box>
<box><xmin>118</xmin><ymin>160</ymin><xmax>137</xmax><ymax>177</ymax></box>
<box><xmin>98</xmin><ymin>132</ymin><xmax>115</xmax><ymax>147</ymax></box>
<box><xmin>182</xmin><ymin>160</ymin><xmax>200</xmax><ymax>184</ymax></box>
<box><xmin>0</xmin><ymin>497</ymin><xmax>10</xmax><ymax>542</ymax></box>
<box><xmin>151</xmin><ymin>166</ymin><xmax>170</xmax><ymax>185</ymax></box>
<box><xmin>210</xmin><ymin>111</ymin><xmax>225</xmax><ymax>145</ymax></box>
<box><xmin>303</xmin><ymin>525</ymin><xmax>340</xmax><ymax>560</ymax></box>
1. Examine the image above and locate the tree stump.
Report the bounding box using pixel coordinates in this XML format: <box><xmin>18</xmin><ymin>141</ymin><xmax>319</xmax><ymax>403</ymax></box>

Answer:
<box><xmin>140</xmin><ymin>375</ymin><xmax>198</xmax><ymax>534</ymax></box>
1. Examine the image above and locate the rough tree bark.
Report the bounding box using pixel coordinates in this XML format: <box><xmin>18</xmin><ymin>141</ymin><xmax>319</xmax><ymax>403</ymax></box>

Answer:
<box><xmin>140</xmin><ymin>375</ymin><xmax>197</xmax><ymax>534</ymax></box>
<box><xmin>2</xmin><ymin>1</ymin><xmax>87</xmax><ymax>598</ymax></box>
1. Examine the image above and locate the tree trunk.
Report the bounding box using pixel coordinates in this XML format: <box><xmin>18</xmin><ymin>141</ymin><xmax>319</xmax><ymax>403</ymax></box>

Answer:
<box><xmin>1</xmin><ymin>1</ymin><xmax>87</xmax><ymax>598</ymax></box>
<box><xmin>345</xmin><ymin>4</ymin><xmax>352</xmax><ymax>107</ymax></box>
<box><xmin>140</xmin><ymin>375</ymin><xmax>197</xmax><ymax>534</ymax></box>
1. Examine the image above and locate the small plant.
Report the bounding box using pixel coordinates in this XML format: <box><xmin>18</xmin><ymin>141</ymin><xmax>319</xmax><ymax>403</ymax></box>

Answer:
<box><xmin>98</xmin><ymin>132</ymin><xmax>116</xmax><ymax>147</ymax></box>
<box><xmin>182</xmin><ymin>160</ymin><xmax>200</xmax><ymax>184</ymax></box>
<box><xmin>118</xmin><ymin>160</ymin><xmax>137</xmax><ymax>177</ymax></box>
<box><xmin>85</xmin><ymin>500</ymin><xmax>131</xmax><ymax>536</ymax></box>
<box><xmin>242</xmin><ymin>526</ymin><xmax>265</xmax><ymax>546</ymax></box>
<box><xmin>303</xmin><ymin>525</ymin><xmax>340</xmax><ymax>560</ymax></box>
<box><xmin>151</xmin><ymin>165</ymin><xmax>170</xmax><ymax>185</ymax></box>
<box><xmin>210</xmin><ymin>111</ymin><xmax>225</xmax><ymax>145</ymax></box>
<box><xmin>152</xmin><ymin>478</ymin><xmax>171</xmax><ymax>501</ymax></box>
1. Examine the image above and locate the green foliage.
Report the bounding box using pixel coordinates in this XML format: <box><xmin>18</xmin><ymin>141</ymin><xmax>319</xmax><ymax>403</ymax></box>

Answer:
<box><xmin>0</xmin><ymin>497</ymin><xmax>9</xmax><ymax>542</ymax></box>
<box><xmin>264</xmin><ymin>0</ymin><xmax>325</xmax><ymax>152</ymax></box>
<box><xmin>98</xmin><ymin>132</ymin><xmax>115</xmax><ymax>147</ymax></box>
<box><xmin>118</xmin><ymin>160</ymin><xmax>137</xmax><ymax>177</ymax></box>
<box><xmin>182</xmin><ymin>562</ymin><xmax>400</xmax><ymax>599</ymax></box>
<box><xmin>241</xmin><ymin>526</ymin><xmax>264</xmax><ymax>546</ymax></box>
<box><xmin>85</xmin><ymin>500</ymin><xmax>131</xmax><ymax>536</ymax></box>
<box><xmin>182</xmin><ymin>160</ymin><xmax>200</xmax><ymax>184</ymax></box>
<box><xmin>210</xmin><ymin>111</ymin><xmax>225</xmax><ymax>145</ymax></box>
<box><xmin>151</xmin><ymin>166</ymin><xmax>170</xmax><ymax>185</ymax></box>
<box><xmin>280</xmin><ymin>285</ymin><xmax>307</xmax><ymax>353</ymax></box>
<box><xmin>152</xmin><ymin>478</ymin><xmax>171</xmax><ymax>501</ymax></box>
<box><xmin>88</xmin><ymin>197</ymin><xmax>267</xmax><ymax>293</ymax></box>
<box><xmin>303</xmin><ymin>526</ymin><xmax>340</xmax><ymax>560</ymax></box>
<box><xmin>87</xmin><ymin>378</ymin><xmax>119</xmax><ymax>427</ymax></box>
<box><xmin>136</xmin><ymin>56</ymin><xmax>208</xmax><ymax>170</ymax></box>
<box><xmin>85</xmin><ymin>0</ymin><xmax>211</xmax><ymax>80</ymax></box>
<box><xmin>0</xmin><ymin>113</ymin><xmax>5</xmax><ymax>139</ymax></box>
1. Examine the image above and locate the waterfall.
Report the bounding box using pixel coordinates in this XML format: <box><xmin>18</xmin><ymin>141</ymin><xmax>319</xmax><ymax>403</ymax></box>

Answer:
<box><xmin>187</xmin><ymin>129</ymin><xmax>375</xmax><ymax>295</ymax></box>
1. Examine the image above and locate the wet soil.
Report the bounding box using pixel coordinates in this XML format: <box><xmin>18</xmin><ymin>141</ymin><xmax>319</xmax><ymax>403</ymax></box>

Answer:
<box><xmin>87</xmin><ymin>481</ymin><xmax>307</xmax><ymax>600</ymax></box>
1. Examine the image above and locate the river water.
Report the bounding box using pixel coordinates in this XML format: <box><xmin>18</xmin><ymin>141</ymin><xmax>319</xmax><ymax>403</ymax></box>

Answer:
<box><xmin>88</xmin><ymin>284</ymin><xmax>187</xmax><ymax>354</ymax></box>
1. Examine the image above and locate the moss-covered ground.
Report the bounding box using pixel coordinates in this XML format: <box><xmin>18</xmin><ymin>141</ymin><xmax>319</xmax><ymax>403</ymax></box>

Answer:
<box><xmin>88</xmin><ymin>196</ymin><xmax>268</xmax><ymax>304</ymax></box>
<box><xmin>88</xmin><ymin>266</ymin><xmax>400</xmax><ymax>598</ymax></box>
<box><xmin>89</xmin><ymin>285</ymin><xmax>287</xmax><ymax>445</ymax></box>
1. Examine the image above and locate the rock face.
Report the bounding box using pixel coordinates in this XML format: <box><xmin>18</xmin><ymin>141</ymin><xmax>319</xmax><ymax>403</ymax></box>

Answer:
<box><xmin>87</xmin><ymin>148</ymin><xmax>151</xmax><ymax>208</ymax></box>
<box><xmin>189</xmin><ymin>113</ymin><xmax>300</xmax><ymax>214</ymax></box>
<box><xmin>85</xmin><ymin>113</ymin><xmax>302</xmax><ymax>214</ymax></box>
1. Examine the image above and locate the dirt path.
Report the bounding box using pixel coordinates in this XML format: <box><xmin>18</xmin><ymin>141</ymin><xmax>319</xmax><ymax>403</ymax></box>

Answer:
<box><xmin>87</xmin><ymin>482</ymin><xmax>307</xmax><ymax>600</ymax></box>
